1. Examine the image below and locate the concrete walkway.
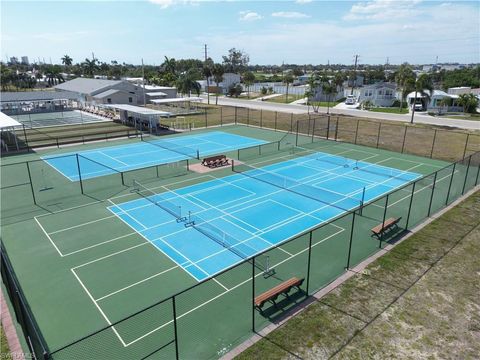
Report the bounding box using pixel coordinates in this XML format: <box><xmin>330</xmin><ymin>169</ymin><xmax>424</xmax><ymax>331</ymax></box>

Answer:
<box><xmin>202</xmin><ymin>96</ymin><xmax>480</xmax><ymax>130</ymax></box>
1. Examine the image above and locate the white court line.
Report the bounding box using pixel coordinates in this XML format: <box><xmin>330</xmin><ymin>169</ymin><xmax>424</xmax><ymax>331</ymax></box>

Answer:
<box><xmin>34</xmin><ymin>217</ymin><xmax>64</xmax><ymax>257</ymax></box>
<box><xmin>98</xmin><ymin>151</ymin><xmax>129</xmax><ymax>166</ymax></box>
<box><xmin>49</xmin><ymin>215</ymin><xmax>116</xmax><ymax>235</ymax></box>
<box><xmin>123</xmin><ymin>225</ymin><xmax>346</xmax><ymax>347</ymax></box>
<box><xmin>95</xmin><ymin>265</ymin><xmax>179</xmax><ymax>302</ymax></box>
<box><xmin>71</xmin><ymin>268</ymin><xmax>127</xmax><ymax>347</ymax></box>
<box><xmin>107</xmin><ymin>199</ymin><xmax>148</xmax><ymax>230</ymax></box>
<box><xmin>62</xmin><ymin>232</ymin><xmax>139</xmax><ymax>257</ymax></box>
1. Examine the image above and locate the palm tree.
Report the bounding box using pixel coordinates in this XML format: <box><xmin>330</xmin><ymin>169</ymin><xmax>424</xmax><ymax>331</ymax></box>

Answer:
<box><xmin>61</xmin><ymin>55</ymin><xmax>73</xmax><ymax>67</ymax></box>
<box><xmin>176</xmin><ymin>69</ymin><xmax>201</xmax><ymax>97</ymax></box>
<box><xmin>212</xmin><ymin>64</ymin><xmax>224</xmax><ymax>105</ymax></box>
<box><xmin>395</xmin><ymin>63</ymin><xmax>415</xmax><ymax>111</ymax></box>
<box><xmin>242</xmin><ymin>71</ymin><xmax>255</xmax><ymax>99</ymax></box>
<box><xmin>322</xmin><ymin>80</ymin><xmax>336</xmax><ymax>114</ymax></box>
<box><xmin>44</xmin><ymin>66</ymin><xmax>65</xmax><ymax>86</ymax></box>
<box><xmin>410</xmin><ymin>73</ymin><xmax>433</xmax><ymax>124</ymax></box>
<box><xmin>203</xmin><ymin>59</ymin><xmax>213</xmax><ymax>104</ymax></box>
<box><xmin>82</xmin><ymin>58</ymin><xmax>99</xmax><ymax>78</ymax></box>
<box><xmin>457</xmin><ymin>93</ymin><xmax>479</xmax><ymax>114</ymax></box>
<box><xmin>283</xmin><ymin>72</ymin><xmax>294</xmax><ymax>103</ymax></box>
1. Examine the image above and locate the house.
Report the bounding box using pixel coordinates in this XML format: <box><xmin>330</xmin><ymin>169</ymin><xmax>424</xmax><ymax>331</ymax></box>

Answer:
<box><xmin>310</xmin><ymin>84</ymin><xmax>344</xmax><ymax>102</ymax></box>
<box><xmin>406</xmin><ymin>90</ymin><xmax>462</xmax><ymax>112</ymax></box>
<box><xmin>348</xmin><ymin>82</ymin><xmax>397</xmax><ymax>107</ymax></box>
<box><xmin>54</xmin><ymin>78</ymin><xmax>176</xmax><ymax>106</ymax></box>
<box><xmin>204</xmin><ymin>73</ymin><xmax>241</xmax><ymax>94</ymax></box>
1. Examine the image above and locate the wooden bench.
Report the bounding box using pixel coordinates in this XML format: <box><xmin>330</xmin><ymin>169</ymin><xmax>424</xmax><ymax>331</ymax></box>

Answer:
<box><xmin>371</xmin><ymin>217</ymin><xmax>401</xmax><ymax>238</ymax></box>
<box><xmin>255</xmin><ymin>277</ymin><xmax>304</xmax><ymax>310</ymax></box>
<box><xmin>201</xmin><ymin>155</ymin><xmax>229</xmax><ymax>168</ymax></box>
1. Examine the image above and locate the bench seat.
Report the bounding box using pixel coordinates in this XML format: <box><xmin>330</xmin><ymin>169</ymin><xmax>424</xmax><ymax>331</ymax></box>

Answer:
<box><xmin>255</xmin><ymin>277</ymin><xmax>304</xmax><ymax>309</ymax></box>
<box><xmin>371</xmin><ymin>217</ymin><xmax>401</xmax><ymax>238</ymax></box>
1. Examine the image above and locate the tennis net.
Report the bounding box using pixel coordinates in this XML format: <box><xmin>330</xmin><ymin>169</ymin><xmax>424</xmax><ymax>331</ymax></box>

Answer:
<box><xmin>133</xmin><ymin>180</ymin><xmax>185</xmax><ymax>222</ymax></box>
<box><xmin>233</xmin><ymin>163</ymin><xmax>363</xmax><ymax>212</ymax></box>
<box><xmin>188</xmin><ymin>213</ymin><xmax>259</xmax><ymax>262</ymax></box>
<box><xmin>142</xmin><ymin>135</ymin><xmax>199</xmax><ymax>159</ymax></box>
<box><xmin>314</xmin><ymin>154</ymin><xmax>416</xmax><ymax>181</ymax></box>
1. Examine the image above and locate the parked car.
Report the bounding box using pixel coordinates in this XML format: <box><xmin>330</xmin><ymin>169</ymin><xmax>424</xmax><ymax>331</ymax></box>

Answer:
<box><xmin>345</xmin><ymin>95</ymin><xmax>357</xmax><ymax>105</ymax></box>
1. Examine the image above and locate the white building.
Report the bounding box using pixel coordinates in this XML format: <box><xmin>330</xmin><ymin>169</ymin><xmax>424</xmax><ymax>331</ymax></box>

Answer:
<box><xmin>406</xmin><ymin>90</ymin><xmax>462</xmax><ymax>112</ymax></box>
<box><xmin>348</xmin><ymin>82</ymin><xmax>397</xmax><ymax>107</ymax></box>
<box><xmin>21</xmin><ymin>56</ymin><xmax>29</xmax><ymax>65</ymax></box>
<box><xmin>203</xmin><ymin>73</ymin><xmax>241</xmax><ymax>94</ymax></box>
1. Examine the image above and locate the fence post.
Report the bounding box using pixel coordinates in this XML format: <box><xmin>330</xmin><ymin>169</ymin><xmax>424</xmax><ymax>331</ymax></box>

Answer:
<box><xmin>172</xmin><ymin>296</ymin><xmax>179</xmax><ymax>360</ymax></box>
<box><xmin>475</xmin><ymin>159</ymin><xmax>480</xmax><ymax>186</ymax></box>
<box><xmin>311</xmin><ymin>117</ymin><xmax>316</xmax><ymax>143</ymax></box>
<box><xmin>430</xmin><ymin>130</ymin><xmax>437</xmax><ymax>158</ymax></box>
<box><xmin>306</xmin><ymin>232</ymin><xmax>313</xmax><ymax>295</ymax></box>
<box><xmin>295</xmin><ymin>121</ymin><xmax>299</xmax><ymax>146</ymax></box>
<box><xmin>204</xmin><ymin>107</ymin><xmax>208</xmax><ymax>128</ymax></box>
<box><xmin>379</xmin><ymin>194</ymin><xmax>389</xmax><ymax>247</ymax></box>
<box><xmin>274</xmin><ymin>111</ymin><xmax>277</xmax><ymax>131</ymax></box>
<box><xmin>26</xmin><ymin>161</ymin><xmax>37</xmax><ymax>205</ymax></box>
<box><xmin>405</xmin><ymin>181</ymin><xmax>416</xmax><ymax>230</ymax></box>
<box><xmin>401</xmin><ymin>126</ymin><xmax>408</xmax><ymax>153</ymax></box>
<box><xmin>251</xmin><ymin>257</ymin><xmax>256</xmax><ymax>332</ymax></box>
<box><xmin>445</xmin><ymin>162</ymin><xmax>457</xmax><ymax>205</ymax></box>
<box><xmin>427</xmin><ymin>172</ymin><xmax>438</xmax><ymax>217</ymax></box>
<box><xmin>75</xmin><ymin>154</ymin><xmax>84</xmax><ymax>194</ymax></box>
<box><xmin>260</xmin><ymin>110</ymin><xmax>263</xmax><ymax>128</ymax></box>
<box><xmin>247</xmin><ymin>108</ymin><xmax>250</xmax><ymax>126</ymax></box>
<box><xmin>461</xmin><ymin>155</ymin><xmax>472</xmax><ymax>195</ymax></box>
<box><xmin>235</xmin><ymin>107</ymin><xmax>237</xmax><ymax>124</ymax></box>
<box><xmin>462</xmin><ymin>134</ymin><xmax>470</xmax><ymax>159</ymax></box>
<box><xmin>335</xmin><ymin>117</ymin><xmax>339</xmax><ymax>140</ymax></box>
<box><xmin>220</xmin><ymin>107</ymin><xmax>223</xmax><ymax>126</ymax></box>
<box><xmin>375</xmin><ymin>123</ymin><xmax>382</xmax><ymax>148</ymax></box>
<box><xmin>345</xmin><ymin>212</ymin><xmax>356</xmax><ymax>269</ymax></box>
<box><xmin>22</xmin><ymin>124</ymin><xmax>30</xmax><ymax>152</ymax></box>
<box><xmin>354</xmin><ymin>120</ymin><xmax>360</xmax><ymax>144</ymax></box>
<box><xmin>326</xmin><ymin>115</ymin><xmax>331</xmax><ymax>140</ymax></box>
<box><xmin>290</xmin><ymin>113</ymin><xmax>294</xmax><ymax>132</ymax></box>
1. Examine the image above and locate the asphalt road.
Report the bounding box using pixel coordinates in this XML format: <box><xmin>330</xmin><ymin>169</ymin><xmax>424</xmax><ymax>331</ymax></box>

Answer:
<box><xmin>203</xmin><ymin>96</ymin><xmax>480</xmax><ymax>130</ymax></box>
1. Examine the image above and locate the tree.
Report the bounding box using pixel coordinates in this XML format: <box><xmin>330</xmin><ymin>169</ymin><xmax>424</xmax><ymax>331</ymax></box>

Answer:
<box><xmin>212</xmin><ymin>63</ymin><xmax>224</xmax><ymax>105</ymax></box>
<box><xmin>61</xmin><ymin>55</ymin><xmax>73</xmax><ymax>73</ymax></box>
<box><xmin>395</xmin><ymin>63</ymin><xmax>416</xmax><ymax>111</ymax></box>
<box><xmin>242</xmin><ymin>71</ymin><xmax>255</xmax><ymax>98</ymax></box>
<box><xmin>457</xmin><ymin>93</ymin><xmax>479</xmax><ymax>114</ymax></box>
<box><xmin>227</xmin><ymin>83</ymin><xmax>242</xmax><ymax>98</ymax></box>
<box><xmin>45</xmin><ymin>65</ymin><xmax>64</xmax><ymax>86</ymax></box>
<box><xmin>306</xmin><ymin>72</ymin><xmax>321</xmax><ymax>113</ymax></box>
<box><xmin>175</xmin><ymin>69</ymin><xmax>201</xmax><ymax>97</ymax></box>
<box><xmin>292</xmin><ymin>68</ymin><xmax>304</xmax><ymax>77</ymax></box>
<box><xmin>322</xmin><ymin>80</ymin><xmax>336</xmax><ymax>114</ymax></box>
<box><xmin>283</xmin><ymin>72</ymin><xmax>294</xmax><ymax>103</ymax></box>
<box><xmin>203</xmin><ymin>58</ymin><xmax>213</xmax><ymax>104</ymax></box>
<box><xmin>82</xmin><ymin>58</ymin><xmax>99</xmax><ymax>78</ymax></box>
<box><xmin>260</xmin><ymin>86</ymin><xmax>268</xmax><ymax>95</ymax></box>
<box><xmin>222</xmin><ymin>48</ymin><xmax>249</xmax><ymax>73</ymax></box>
<box><xmin>410</xmin><ymin>73</ymin><xmax>434</xmax><ymax>123</ymax></box>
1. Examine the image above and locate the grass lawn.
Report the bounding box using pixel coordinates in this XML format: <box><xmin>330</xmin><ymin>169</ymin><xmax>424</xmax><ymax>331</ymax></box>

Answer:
<box><xmin>1</xmin><ymin>324</ymin><xmax>10</xmax><ymax>358</ymax></box>
<box><xmin>369</xmin><ymin>107</ymin><xmax>409</xmax><ymax>114</ymax></box>
<box><xmin>265</xmin><ymin>94</ymin><xmax>305</xmax><ymax>104</ymax></box>
<box><xmin>236</xmin><ymin>189</ymin><xmax>480</xmax><ymax>359</ymax></box>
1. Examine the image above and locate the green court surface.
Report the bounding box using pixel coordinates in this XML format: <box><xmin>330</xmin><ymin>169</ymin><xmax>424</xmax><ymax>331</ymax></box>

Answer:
<box><xmin>1</xmin><ymin>123</ymin><xmax>479</xmax><ymax>360</ymax></box>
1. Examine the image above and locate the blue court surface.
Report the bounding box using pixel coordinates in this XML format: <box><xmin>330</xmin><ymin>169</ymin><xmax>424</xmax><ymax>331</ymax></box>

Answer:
<box><xmin>42</xmin><ymin>131</ymin><xmax>266</xmax><ymax>181</ymax></box>
<box><xmin>108</xmin><ymin>151</ymin><xmax>421</xmax><ymax>281</ymax></box>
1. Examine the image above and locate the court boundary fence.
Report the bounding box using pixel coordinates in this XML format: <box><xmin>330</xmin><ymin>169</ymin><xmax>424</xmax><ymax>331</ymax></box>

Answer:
<box><xmin>2</xmin><ymin>108</ymin><xmax>480</xmax><ymax>359</ymax></box>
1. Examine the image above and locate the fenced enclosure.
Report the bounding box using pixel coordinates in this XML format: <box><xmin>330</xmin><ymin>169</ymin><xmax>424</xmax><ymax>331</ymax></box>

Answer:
<box><xmin>1</xmin><ymin>111</ymin><xmax>480</xmax><ymax>360</ymax></box>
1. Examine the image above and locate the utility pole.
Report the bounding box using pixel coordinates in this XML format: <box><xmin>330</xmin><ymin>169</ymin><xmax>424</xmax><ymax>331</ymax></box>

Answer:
<box><xmin>350</xmin><ymin>54</ymin><xmax>359</xmax><ymax>95</ymax></box>
<box><xmin>142</xmin><ymin>58</ymin><xmax>146</xmax><ymax>106</ymax></box>
<box><xmin>205</xmin><ymin>44</ymin><xmax>210</xmax><ymax>104</ymax></box>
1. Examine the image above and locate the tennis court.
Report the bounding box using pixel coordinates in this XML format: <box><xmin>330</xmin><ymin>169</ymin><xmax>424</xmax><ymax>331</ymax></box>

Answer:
<box><xmin>1</xmin><ymin>122</ymin><xmax>478</xmax><ymax>360</ymax></box>
<box><xmin>109</xmin><ymin>150</ymin><xmax>421</xmax><ymax>281</ymax></box>
<box><xmin>12</xmin><ymin>110</ymin><xmax>107</xmax><ymax>128</ymax></box>
<box><xmin>42</xmin><ymin>131</ymin><xmax>266</xmax><ymax>180</ymax></box>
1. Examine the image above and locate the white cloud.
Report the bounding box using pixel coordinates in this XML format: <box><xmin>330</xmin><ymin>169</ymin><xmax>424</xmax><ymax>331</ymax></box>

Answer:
<box><xmin>148</xmin><ymin>0</ymin><xmax>198</xmax><ymax>9</ymax></box>
<box><xmin>295</xmin><ymin>0</ymin><xmax>312</xmax><ymax>4</ymax></box>
<box><xmin>239</xmin><ymin>11</ymin><xmax>263</xmax><ymax>21</ymax></box>
<box><xmin>272</xmin><ymin>11</ymin><xmax>310</xmax><ymax>19</ymax></box>
<box><xmin>344</xmin><ymin>0</ymin><xmax>422</xmax><ymax>21</ymax></box>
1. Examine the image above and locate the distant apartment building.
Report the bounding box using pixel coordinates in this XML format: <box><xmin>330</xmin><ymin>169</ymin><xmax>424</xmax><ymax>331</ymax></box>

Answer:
<box><xmin>21</xmin><ymin>56</ymin><xmax>29</xmax><ymax>65</ymax></box>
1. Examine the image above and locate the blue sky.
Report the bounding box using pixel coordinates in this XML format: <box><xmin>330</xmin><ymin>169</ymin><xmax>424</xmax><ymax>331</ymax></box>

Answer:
<box><xmin>1</xmin><ymin>0</ymin><xmax>479</xmax><ymax>65</ymax></box>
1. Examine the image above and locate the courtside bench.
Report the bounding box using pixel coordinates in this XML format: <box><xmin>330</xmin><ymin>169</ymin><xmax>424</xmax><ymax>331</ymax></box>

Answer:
<box><xmin>255</xmin><ymin>277</ymin><xmax>304</xmax><ymax>312</ymax></box>
<box><xmin>371</xmin><ymin>217</ymin><xmax>401</xmax><ymax>239</ymax></box>
<box><xmin>201</xmin><ymin>155</ymin><xmax>229</xmax><ymax>168</ymax></box>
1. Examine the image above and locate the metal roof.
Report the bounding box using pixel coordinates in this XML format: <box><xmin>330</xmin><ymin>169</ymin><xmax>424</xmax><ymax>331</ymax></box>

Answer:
<box><xmin>0</xmin><ymin>112</ymin><xmax>22</xmax><ymax>128</ymax></box>
<box><xmin>146</xmin><ymin>92</ymin><xmax>167</xmax><ymax>97</ymax></box>
<box><xmin>54</xmin><ymin>78</ymin><xmax>124</xmax><ymax>95</ymax></box>
<box><xmin>150</xmin><ymin>97</ymin><xmax>203</xmax><ymax>104</ymax></box>
<box><xmin>103</xmin><ymin>104</ymin><xmax>171</xmax><ymax>117</ymax></box>
<box><xmin>92</xmin><ymin>89</ymin><xmax>129</xmax><ymax>99</ymax></box>
<box><xmin>0</xmin><ymin>90</ymin><xmax>79</xmax><ymax>103</ymax></box>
